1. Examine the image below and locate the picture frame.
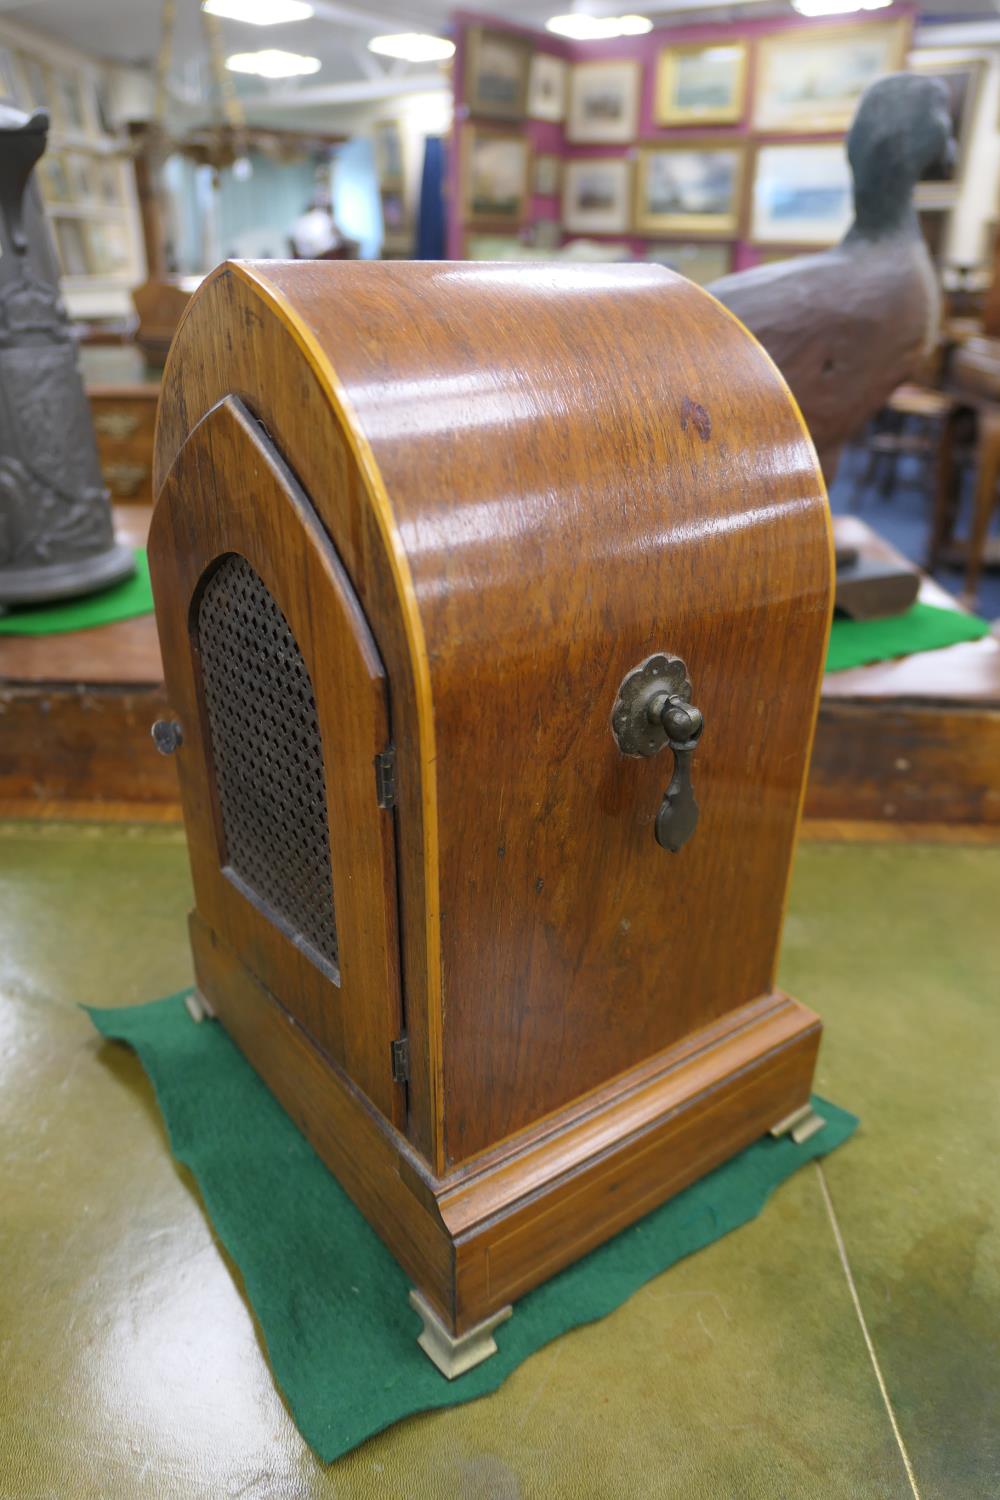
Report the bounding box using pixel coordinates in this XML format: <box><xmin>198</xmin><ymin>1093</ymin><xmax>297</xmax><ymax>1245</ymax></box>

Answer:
<box><xmin>461</xmin><ymin>123</ymin><xmax>531</xmax><ymax>228</ymax></box>
<box><xmin>373</xmin><ymin>119</ymin><xmax>404</xmax><ymax>189</ymax></box>
<box><xmin>562</xmin><ymin>156</ymin><xmax>632</xmax><ymax>235</ymax></box>
<box><xmin>655</xmin><ymin>42</ymin><xmax>748</xmax><ymax>127</ymax></box>
<box><xmin>749</xmin><ymin>142</ymin><xmax>853</xmax><ymax>247</ymax></box>
<box><xmin>644</xmin><ymin>241</ymin><xmax>733</xmax><ymax>286</ymax></box>
<box><xmin>532</xmin><ymin>218</ymin><xmax>562</xmax><ymax>250</ymax></box>
<box><xmin>533</xmin><ymin>153</ymin><xmax>561</xmax><ymax>197</ymax></box>
<box><xmin>464</xmin><ymin>26</ymin><xmax>532</xmax><ymax>121</ymax></box>
<box><xmin>633</xmin><ymin>139</ymin><xmax>746</xmax><ymax>239</ymax></box>
<box><xmin>527</xmin><ymin>51</ymin><xmax>567</xmax><ymax>122</ymax></box>
<box><xmin>567</xmin><ymin>60</ymin><xmax>640</xmax><ymax>145</ymax></box>
<box><xmin>49</xmin><ymin>65</ymin><xmax>94</xmax><ymax>135</ymax></box>
<box><xmin>753</xmin><ymin>19</ymin><xmax>909</xmax><ymax>133</ymax></box>
<box><xmin>909</xmin><ymin>55</ymin><xmax>984</xmax><ymax>206</ymax></box>
<box><xmin>380</xmin><ymin>188</ymin><xmax>407</xmax><ymax>234</ymax></box>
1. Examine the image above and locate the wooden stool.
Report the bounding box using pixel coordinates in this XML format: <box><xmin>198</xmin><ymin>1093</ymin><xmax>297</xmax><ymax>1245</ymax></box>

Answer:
<box><xmin>856</xmin><ymin>384</ymin><xmax>953</xmax><ymax>505</ymax></box>
<box><xmin>931</xmin><ymin>336</ymin><xmax>1000</xmax><ymax>607</ymax></box>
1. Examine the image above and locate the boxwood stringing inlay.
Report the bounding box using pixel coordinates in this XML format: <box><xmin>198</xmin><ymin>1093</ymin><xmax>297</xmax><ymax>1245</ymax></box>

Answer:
<box><xmin>196</xmin><ymin>552</ymin><xmax>340</xmax><ymax>980</ymax></box>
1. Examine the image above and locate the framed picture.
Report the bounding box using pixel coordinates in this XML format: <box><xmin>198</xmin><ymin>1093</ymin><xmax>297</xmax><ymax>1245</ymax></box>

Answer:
<box><xmin>753</xmin><ymin>20</ymin><xmax>909</xmax><ymax>133</ymax></box>
<box><xmin>532</xmin><ymin>218</ymin><xmax>562</xmax><ymax>249</ymax></box>
<box><xmin>750</xmin><ymin>142</ymin><xmax>853</xmax><ymax>246</ymax></box>
<box><xmin>373</xmin><ymin>119</ymin><xmax>404</xmax><ymax>189</ymax></box>
<box><xmin>17</xmin><ymin>53</ymin><xmax>51</xmax><ymax>112</ymax></box>
<box><xmin>464</xmin><ymin>234</ymin><xmax>530</xmax><ymax>260</ymax></box>
<box><xmin>53</xmin><ymin>218</ymin><xmax>88</xmax><ymax>277</ymax></box>
<box><xmin>464</xmin><ymin>26</ymin><xmax>531</xmax><ymax>121</ymax></box>
<box><xmin>50</xmin><ymin>66</ymin><xmax>93</xmax><ymax>134</ymax></box>
<box><xmin>0</xmin><ymin>48</ymin><xmax>22</xmax><ymax>105</ymax></box>
<box><xmin>527</xmin><ymin>51</ymin><xmax>567</xmax><ymax>122</ymax></box>
<box><xmin>655</xmin><ymin>42</ymin><xmax>747</xmax><ymax>126</ymax></box>
<box><xmin>634</xmin><ymin>140</ymin><xmax>746</xmax><ymax>238</ymax></box>
<box><xmin>644</xmin><ymin>241</ymin><xmax>732</xmax><ymax>286</ymax></box>
<box><xmin>909</xmin><ymin>55</ymin><xmax>983</xmax><ymax>204</ymax></box>
<box><xmin>461</xmin><ymin>124</ymin><xmax>531</xmax><ymax>228</ymax></box>
<box><xmin>567</xmin><ymin>60</ymin><xmax>640</xmax><ymax>145</ymax></box>
<box><xmin>562</xmin><ymin>157</ymin><xmax>631</xmax><ymax>235</ymax></box>
<box><xmin>533</xmin><ymin>153</ymin><xmax>561</xmax><ymax>197</ymax></box>
<box><xmin>380</xmin><ymin>189</ymin><xmax>407</xmax><ymax>233</ymax></box>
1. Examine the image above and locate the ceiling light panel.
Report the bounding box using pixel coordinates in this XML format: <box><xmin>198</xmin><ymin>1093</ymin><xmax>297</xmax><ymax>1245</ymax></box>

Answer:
<box><xmin>225</xmin><ymin>48</ymin><xmax>321</xmax><ymax>76</ymax></box>
<box><xmin>204</xmin><ymin>0</ymin><xmax>314</xmax><ymax>24</ymax></box>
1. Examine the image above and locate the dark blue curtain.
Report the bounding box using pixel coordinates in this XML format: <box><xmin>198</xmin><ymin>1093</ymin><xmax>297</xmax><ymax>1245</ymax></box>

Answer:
<box><xmin>416</xmin><ymin>136</ymin><xmax>447</xmax><ymax>260</ymax></box>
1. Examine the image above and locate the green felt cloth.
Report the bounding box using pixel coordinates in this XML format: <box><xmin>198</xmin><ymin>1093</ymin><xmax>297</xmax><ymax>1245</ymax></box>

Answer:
<box><xmin>0</xmin><ymin>549</ymin><xmax>153</xmax><ymax>635</ymax></box>
<box><xmin>826</xmin><ymin>600</ymin><xmax>991</xmax><ymax>672</ymax></box>
<box><xmin>87</xmin><ymin>991</ymin><xmax>857</xmax><ymax>1462</ymax></box>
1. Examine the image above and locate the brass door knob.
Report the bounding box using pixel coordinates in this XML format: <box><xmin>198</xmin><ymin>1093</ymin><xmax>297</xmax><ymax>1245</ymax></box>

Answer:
<box><xmin>611</xmin><ymin>654</ymin><xmax>703</xmax><ymax>852</ymax></box>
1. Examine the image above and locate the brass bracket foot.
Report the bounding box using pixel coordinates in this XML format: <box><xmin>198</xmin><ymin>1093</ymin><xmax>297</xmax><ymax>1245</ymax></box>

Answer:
<box><xmin>184</xmin><ymin>990</ymin><xmax>215</xmax><ymax>1023</ymax></box>
<box><xmin>409</xmin><ymin>1289</ymin><xmax>512</xmax><ymax>1379</ymax></box>
<box><xmin>770</xmin><ymin>1103</ymin><xmax>826</xmax><ymax>1146</ymax></box>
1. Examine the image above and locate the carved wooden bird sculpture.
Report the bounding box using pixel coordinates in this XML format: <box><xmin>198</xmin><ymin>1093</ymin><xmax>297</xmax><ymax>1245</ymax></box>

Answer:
<box><xmin>708</xmin><ymin>73</ymin><xmax>954</xmax><ymax>482</ymax></box>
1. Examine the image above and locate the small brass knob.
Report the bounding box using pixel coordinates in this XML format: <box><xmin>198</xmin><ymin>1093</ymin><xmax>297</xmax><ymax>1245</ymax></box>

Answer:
<box><xmin>612</xmin><ymin>654</ymin><xmax>704</xmax><ymax>853</ymax></box>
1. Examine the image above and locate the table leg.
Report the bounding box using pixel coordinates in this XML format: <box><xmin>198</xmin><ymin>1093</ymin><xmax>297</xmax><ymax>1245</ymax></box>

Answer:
<box><xmin>927</xmin><ymin>406</ymin><xmax>959</xmax><ymax>571</ymax></box>
<box><xmin>963</xmin><ymin>407</ymin><xmax>1000</xmax><ymax>608</ymax></box>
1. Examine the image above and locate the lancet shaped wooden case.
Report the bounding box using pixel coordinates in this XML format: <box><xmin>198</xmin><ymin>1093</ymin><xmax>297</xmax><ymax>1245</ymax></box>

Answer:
<box><xmin>150</xmin><ymin>261</ymin><xmax>832</xmax><ymax>1360</ymax></box>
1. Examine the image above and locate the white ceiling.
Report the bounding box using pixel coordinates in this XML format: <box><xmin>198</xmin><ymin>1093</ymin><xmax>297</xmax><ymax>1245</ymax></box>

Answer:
<box><xmin>3</xmin><ymin>0</ymin><xmax>999</xmax><ymax>122</ymax></box>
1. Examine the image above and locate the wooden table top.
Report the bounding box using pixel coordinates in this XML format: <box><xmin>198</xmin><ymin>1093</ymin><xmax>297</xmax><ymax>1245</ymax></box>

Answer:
<box><xmin>825</xmin><ymin>516</ymin><xmax>1000</xmax><ymax>706</ymax></box>
<box><xmin>0</xmin><ymin>506</ymin><xmax>161</xmax><ymax>688</ymax></box>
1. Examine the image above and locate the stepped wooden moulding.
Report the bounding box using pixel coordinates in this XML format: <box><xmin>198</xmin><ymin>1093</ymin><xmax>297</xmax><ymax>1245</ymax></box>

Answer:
<box><xmin>149</xmin><ymin>260</ymin><xmax>833</xmax><ymax>1374</ymax></box>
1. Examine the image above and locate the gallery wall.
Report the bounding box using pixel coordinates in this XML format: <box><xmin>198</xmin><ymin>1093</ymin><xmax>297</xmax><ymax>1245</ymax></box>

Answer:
<box><xmin>448</xmin><ymin>5</ymin><xmax>997</xmax><ymax>286</ymax></box>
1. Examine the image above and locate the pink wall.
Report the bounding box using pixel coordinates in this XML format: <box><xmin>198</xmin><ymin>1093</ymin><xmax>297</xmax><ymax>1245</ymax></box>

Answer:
<box><xmin>448</xmin><ymin>5</ymin><xmax>916</xmax><ymax>267</ymax></box>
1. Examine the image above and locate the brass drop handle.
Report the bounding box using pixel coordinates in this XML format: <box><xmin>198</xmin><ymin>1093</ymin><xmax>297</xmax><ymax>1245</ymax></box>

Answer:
<box><xmin>611</xmin><ymin>654</ymin><xmax>704</xmax><ymax>853</ymax></box>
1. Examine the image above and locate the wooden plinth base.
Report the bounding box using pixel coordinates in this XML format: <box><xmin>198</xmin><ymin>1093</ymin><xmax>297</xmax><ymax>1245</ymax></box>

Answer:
<box><xmin>190</xmin><ymin>913</ymin><xmax>821</xmax><ymax>1337</ymax></box>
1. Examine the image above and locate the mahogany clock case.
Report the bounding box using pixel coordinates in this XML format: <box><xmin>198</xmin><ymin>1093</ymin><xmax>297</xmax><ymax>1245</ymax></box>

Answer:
<box><xmin>149</xmin><ymin>260</ymin><xmax>832</xmax><ymax>1339</ymax></box>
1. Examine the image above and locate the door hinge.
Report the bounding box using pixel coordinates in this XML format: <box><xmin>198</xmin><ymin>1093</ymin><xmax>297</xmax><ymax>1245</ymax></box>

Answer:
<box><xmin>391</xmin><ymin>1035</ymin><xmax>409</xmax><ymax>1084</ymax></box>
<box><xmin>375</xmin><ymin>746</ymin><xmax>396</xmax><ymax>809</ymax></box>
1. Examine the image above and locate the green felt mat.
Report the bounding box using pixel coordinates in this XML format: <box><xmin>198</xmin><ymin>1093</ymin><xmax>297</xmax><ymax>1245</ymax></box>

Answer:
<box><xmin>826</xmin><ymin>599</ymin><xmax>991</xmax><ymax>672</ymax></box>
<box><xmin>0</xmin><ymin>549</ymin><xmax>153</xmax><ymax>635</ymax></box>
<box><xmin>88</xmin><ymin>991</ymin><xmax>857</xmax><ymax>1462</ymax></box>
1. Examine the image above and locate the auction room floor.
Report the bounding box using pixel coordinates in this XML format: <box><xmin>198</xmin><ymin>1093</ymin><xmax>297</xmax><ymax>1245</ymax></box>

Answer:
<box><xmin>1</xmin><ymin>822</ymin><xmax>997</xmax><ymax>1500</ymax></box>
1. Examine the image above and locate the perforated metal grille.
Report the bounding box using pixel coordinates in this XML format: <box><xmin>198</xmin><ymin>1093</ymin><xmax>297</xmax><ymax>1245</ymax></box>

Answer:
<box><xmin>197</xmin><ymin>553</ymin><xmax>339</xmax><ymax>979</ymax></box>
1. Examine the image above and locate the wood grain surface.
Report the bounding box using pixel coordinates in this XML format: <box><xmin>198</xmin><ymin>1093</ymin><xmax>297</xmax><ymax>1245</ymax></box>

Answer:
<box><xmin>151</xmin><ymin>396</ymin><xmax>405</xmax><ymax>1124</ymax></box>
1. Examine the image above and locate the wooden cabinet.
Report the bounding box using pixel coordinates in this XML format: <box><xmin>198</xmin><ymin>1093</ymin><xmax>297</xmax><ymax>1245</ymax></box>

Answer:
<box><xmin>150</xmin><ymin>260</ymin><xmax>832</xmax><ymax>1361</ymax></box>
<box><xmin>88</xmin><ymin>385</ymin><xmax>158</xmax><ymax>503</ymax></box>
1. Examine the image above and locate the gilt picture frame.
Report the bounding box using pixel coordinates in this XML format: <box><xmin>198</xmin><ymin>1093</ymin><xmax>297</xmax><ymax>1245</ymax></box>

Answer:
<box><xmin>464</xmin><ymin>26</ymin><xmax>532</xmax><ymax>121</ymax></box>
<box><xmin>752</xmin><ymin>19</ymin><xmax>909</xmax><ymax>134</ymax></box>
<box><xmin>634</xmin><ymin>139</ymin><xmax>746</xmax><ymax>239</ymax></box>
<box><xmin>655</xmin><ymin>42</ymin><xmax>748</xmax><ymax>127</ymax></box>
<box><xmin>461</xmin><ymin>123</ymin><xmax>531</xmax><ymax>228</ymax></box>
<box><xmin>644</xmin><ymin>241</ymin><xmax>733</xmax><ymax>285</ymax></box>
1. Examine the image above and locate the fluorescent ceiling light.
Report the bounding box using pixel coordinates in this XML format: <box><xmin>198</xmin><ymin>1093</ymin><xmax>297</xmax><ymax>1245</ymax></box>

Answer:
<box><xmin>546</xmin><ymin>13</ymin><xmax>652</xmax><ymax>40</ymax></box>
<box><xmin>203</xmin><ymin>0</ymin><xmax>313</xmax><ymax>23</ymax></box>
<box><xmin>368</xmin><ymin>32</ymin><xmax>455</xmax><ymax>62</ymax></box>
<box><xmin>225</xmin><ymin>48</ymin><xmax>321</xmax><ymax>76</ymax></box>
<box><xmin>791</xmin><ymin>0</ymin><xmax>891</xmax><ymax>14</ymax></box>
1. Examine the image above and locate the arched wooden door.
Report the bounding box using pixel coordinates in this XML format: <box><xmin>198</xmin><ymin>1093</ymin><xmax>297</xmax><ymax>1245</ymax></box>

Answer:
<box><xmin>149</xmin><ymin>395</ymin><xmax>405</xmax><ymax>1126</ymax></box>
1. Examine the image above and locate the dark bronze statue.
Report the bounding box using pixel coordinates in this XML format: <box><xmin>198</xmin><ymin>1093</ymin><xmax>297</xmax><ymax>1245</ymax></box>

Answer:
<box><xmin>708</xmin><ymin>73</ymin><xmax>955</xmax><ymax>483</ymax></box>
<box><xmin>0</xmin><ymin>103</ymin><xmax>133</xmax><ymax>606</ymax></box>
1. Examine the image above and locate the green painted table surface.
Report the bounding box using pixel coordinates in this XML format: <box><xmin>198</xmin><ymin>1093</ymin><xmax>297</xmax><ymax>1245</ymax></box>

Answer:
<box><xmin>1</xmin><ymin>824</ymin><xmax>998</xmax><ymax>1499</ymax></box>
